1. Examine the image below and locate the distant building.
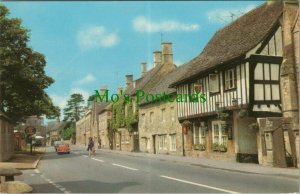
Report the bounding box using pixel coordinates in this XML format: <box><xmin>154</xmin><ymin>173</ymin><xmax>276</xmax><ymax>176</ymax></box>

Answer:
<box><xmin>47</xmin><ymin>121</ymin><xmax>66</xmax><ymax>145</ymax></box>
<box><xmin>76</xmin><ymin>100</ymin><xmax>111</xmax><ymax>148</ymax></box>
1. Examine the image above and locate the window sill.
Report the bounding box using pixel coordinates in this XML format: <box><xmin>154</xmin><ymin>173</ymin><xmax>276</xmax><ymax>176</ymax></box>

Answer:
<box><xmin>209</xmin><ymin>92</ymin><xmax>220</xmax><ymax>96</ymax></box>
<box><xmin>224</xmin><ymin>88</ymin><xmax>236</xmax><ymax>92</ymax></box>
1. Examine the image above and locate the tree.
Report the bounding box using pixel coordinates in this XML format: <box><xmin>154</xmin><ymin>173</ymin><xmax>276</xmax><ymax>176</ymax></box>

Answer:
<box><xmin>0</xmin><ymin>4</ymin><xmax>59</xmax><ymax>122</ymax></box>
<box><xmin>63</xmin><ymin>93</ymin><xmax>85</xmax><ymax>122</ymax></box>
<box><xmin>62</xmin><ymin>126</ymin><xmax>76</xmax><ymax>140</ymax></box>
<box><xmin>87</xmin><ymin>94</ymin><xmax>95</xmax><ymax>107</ymax></box>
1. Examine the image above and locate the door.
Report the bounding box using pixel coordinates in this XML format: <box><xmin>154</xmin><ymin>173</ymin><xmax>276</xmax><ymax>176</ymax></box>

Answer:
<box><xmin>152</xmin><ymin>135</ymin><xmax>156</xmax><ymax>154</ymax></box>
<box><xmin>133</xmin><ymin>124</ymin><xmax>139</xmax><ymax>152</ymax></box>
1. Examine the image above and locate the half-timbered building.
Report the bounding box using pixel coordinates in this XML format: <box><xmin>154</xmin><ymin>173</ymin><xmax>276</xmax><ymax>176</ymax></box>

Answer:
<box><xmin>170</xmin><ymin>2</ymin><xmax>295</xmax><ymax>163</ymax></box>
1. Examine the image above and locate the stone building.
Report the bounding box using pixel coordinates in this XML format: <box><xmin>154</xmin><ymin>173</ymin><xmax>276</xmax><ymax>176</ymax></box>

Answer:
<box><xmin>76</xmin><ymin>99</ymin><xmax>111</xmax><ymax>148</ymax></box>
<box><xmin>138</xmin><ymin>45</ymin><xmax>187</xmax><ymax>155</ymax></box>
<box><xmin>98</xmin><ymin>103</ymin><xmax>112</xmax><ymax>149</ymax></box>
<box><xmin>169</xmin><ymin>1</ymin><xmax>297</xmax><ymax>164</ymax></box>
<box><xmin>114</xmin><ymin>42</ymin><xmax>177</xmax><ymax>152</ymax></box>
<box><xmin>47</xmin><ymin>121</ymin><xmax>66</xmax><ymax>145</ymax></box>
<box><xmin>76</xmin><ymin>109</ymin><xmax>91</xmax><ymax>146</ymax></box>
<box><xmin>0</xmin><ymin>112</ymin><xmax>14</xmax><ymax>162</ymax></box>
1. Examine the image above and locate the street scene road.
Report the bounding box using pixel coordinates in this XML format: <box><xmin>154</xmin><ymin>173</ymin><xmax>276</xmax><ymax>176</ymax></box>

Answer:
<box><xmin>1</xmin><ymin>1</ymin><xmax>300</xmax><ymax>193</ymax></box>
<box><xmin>16</xmin><ymin>146</ymin><xmax>298</xmax><ymax>193</ymax></box>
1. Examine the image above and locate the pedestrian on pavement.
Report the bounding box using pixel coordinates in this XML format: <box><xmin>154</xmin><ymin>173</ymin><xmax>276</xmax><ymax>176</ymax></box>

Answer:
<box><xmin>87</xmin><ymin>137</ymin><xmax>95</xmax><ymax>157</ymax></box>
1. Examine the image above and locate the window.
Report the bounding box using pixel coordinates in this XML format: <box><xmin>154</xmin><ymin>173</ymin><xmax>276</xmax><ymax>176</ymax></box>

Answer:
<box><xmin>141</xmin><ymin>113</ymin><xmax>145</xmax><ymax>127</ymax></box>
<box><xmin>193</xmin><ymin>124</ymin><xmax>206</xmax><ymax>145</ymax></box>
<box><xmin>158</xmin><ymin>135</ymin><xmax>167</xmax><ymax>150</ymax></box>
<box><xmin>193</xmin><ymin>124</ymin><xmax>200</xmax><ymax>145</ymax></box>
<box><xmin>121</xmin><ymin>132</ymin><xmax>126</xmax><ymax>143</ymax></box>
<box><xmin>161</xmin><ymin>109</ymin><xmax>166</xmax><ymax>122</ymax></box>
<box><xmin>170</xmin><ymin>107</ymin><xmax>175</xmax><ymax>122</ymax></box>
<box><xmin>209</xmin><ymin>74</ymin><xmax>219</xmax><ymax>93</ymax></box>
<box><xmin>146</xmin><ymin>138</ymin><xmax>150</xmax><ymax>150</ymax></box>
<box><xmin>224</xmin><ymin>69</ymin><xmax>235</xmax><ymax>90</ymax></box>
<box><xmin>170</xmin><ymin>135</ymin><xmax>176</xmax><ymax>151</ymax></box>
<box><xmin>150</xmin><ymin>112</ymin><xmax>154</xmax><ymax>123</ymax></box>
<box><xmin>212</xmin><ymin>121</ymin><xmax>227</xmax><ymax>146</ymax></box>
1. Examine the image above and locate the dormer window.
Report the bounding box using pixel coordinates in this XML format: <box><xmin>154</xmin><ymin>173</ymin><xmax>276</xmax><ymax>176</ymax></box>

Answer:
<box><xmin>209</xmin><ymin>74</ymin><xmax>219</xmax><ymax>93</ymax></box>
<box><xmin>224</xmin><ymin>68</ymin><xmax>236</xmax><ymax>90</ymax></box>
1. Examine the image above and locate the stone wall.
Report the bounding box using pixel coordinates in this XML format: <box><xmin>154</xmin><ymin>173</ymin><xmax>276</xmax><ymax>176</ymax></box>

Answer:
<box><xmin>139</xmin><ymin>101</ymin><xmax>182</xmax><ymax>155</ymax></box>
<box><xmin>0</xmin><ymin>113</ymin><xmax>14</xmax><ymax>162</ymax></box>
<box><xmin>98</xmin><ymin>111</ymin><xmax>111</xmax><ymax>149</ymax></box>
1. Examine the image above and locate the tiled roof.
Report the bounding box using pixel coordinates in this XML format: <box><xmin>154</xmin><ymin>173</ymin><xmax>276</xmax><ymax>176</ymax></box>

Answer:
<box><xmin>170</xmin><ymin>2</ymin><xmax>283</xmax><ymax>86</ymax></box>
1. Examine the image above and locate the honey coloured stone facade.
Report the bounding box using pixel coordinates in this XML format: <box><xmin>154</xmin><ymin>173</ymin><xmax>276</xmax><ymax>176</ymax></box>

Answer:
<box><xmin>98</xmin><ymin>105</ymin><xmax>112</xmax><ymax>149</ymax></box>
<box><xmin>76</xmin><ymin>110</ymin><xmax>91</xmax><ymax>146</ymax></box>
<box><xmin>139</xmin><ymin>101</ymin><xmax>182</xmax><ymax>155</ymax></box>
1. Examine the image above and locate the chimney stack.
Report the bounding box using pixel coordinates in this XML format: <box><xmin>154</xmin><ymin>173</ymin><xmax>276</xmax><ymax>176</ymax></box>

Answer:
<box><xmin>161</xmin><ymin>42</ymin><xmax>173</xmax><ymax>64</ymax></box>
<box><xmin>117</xmin><ymin>86</ymin><xmax>123</xmax><ymax>95</ymax></box>
<box><xmin>141</xmin><ymin>62</ymin><xmax>147</xmax><ymax>76</ymax></box>
<box><xmin>100</xmin><ymin>85</ymin><xmax>107</xmax><ymax>95</ymax></box>
<box><xmin>125</xmin><ymin>74</ymin><xmax>133</xmax><ymax>88</ymax></box>
<box><xmin>153</xmin><ymin>51</ymin><xmax>162</xmax><ymax>67</ymax></box>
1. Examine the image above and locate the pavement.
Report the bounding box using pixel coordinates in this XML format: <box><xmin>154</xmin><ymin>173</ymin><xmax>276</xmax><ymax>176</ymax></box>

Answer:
<box><xmin>0</xmin><ymin>147</ymin><xmax>45</xmax><ymax>169</ymax></box>
<box><xmin>75</xmin><ymin>145</ymin><xmax>299</xmax><ymax>179</ymax></box>
<box><xmin>15</xmin><ymin>146</ymin><xmax>299</xmax><ymax>193</ymax></box>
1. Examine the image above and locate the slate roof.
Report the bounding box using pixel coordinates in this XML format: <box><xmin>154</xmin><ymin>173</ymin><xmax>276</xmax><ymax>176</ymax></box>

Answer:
<box><xmin>170</xmin><ymin>2</ymin><xmax>283</xmax><ymax>87</ymax></box>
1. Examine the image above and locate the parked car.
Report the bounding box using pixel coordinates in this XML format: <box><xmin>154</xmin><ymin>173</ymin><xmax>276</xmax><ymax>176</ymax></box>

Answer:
<box><xmin>56</xmin><ymin>142</ymin><xmax>70</xmax><ymax>154</ymax></box>
<box><xmin>54</xmin><ymin>141</ymin><xmax>63</xmax><ymax>151</ymax></box>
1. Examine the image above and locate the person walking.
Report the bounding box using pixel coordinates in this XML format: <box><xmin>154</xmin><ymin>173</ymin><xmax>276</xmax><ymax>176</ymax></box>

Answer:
<box><xmin>87</xmin><ymin>137</ymin><xmax>95</xmax><ymax>157</ymax></box>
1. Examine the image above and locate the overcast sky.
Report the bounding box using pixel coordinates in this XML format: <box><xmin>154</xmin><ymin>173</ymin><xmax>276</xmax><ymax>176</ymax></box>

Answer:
<box><xmin>4</xmin><ymin>1</ymin><xmax>263</xmax><ymax>122</ymax></box>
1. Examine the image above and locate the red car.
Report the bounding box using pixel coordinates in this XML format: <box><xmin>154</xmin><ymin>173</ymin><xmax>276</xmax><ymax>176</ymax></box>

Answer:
<box><xmin>56</xmin><ymin>142</ymin><xmax>70</xmax><ymax>154</ymax></box>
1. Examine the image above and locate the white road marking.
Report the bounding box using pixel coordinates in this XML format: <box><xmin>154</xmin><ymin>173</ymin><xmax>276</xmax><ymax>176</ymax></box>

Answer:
<box><xmin>55</xmin><ymin>184</ymin><xmax>63</xmax><ymax>189</ymax></box>
<box><xmin>82</xmin><ymin>155</ymin><xmax>88</xmax><ymax>158</ymax></box>
<box><xmin>112</xmin><ymin>163</ymin><xmax>138</xmax><ymax>171</ymax></box>
<box><xmin>60</xmin><ymin>188</ymin><xmax>66</xmax><ymax>191</ymax></box>
<box><xmin>36</xmin><ymin>169</ymin><xmax>71</xmax><ymax>193</ymax></box>
<box><xmin>73</xmin><ymin>152</ymin><xmax>79</xmax><ymax>154</ymax></box>
<box><xmin>91</xmin><ymin>158</ymin><xmax>104</xmax><ymax>162</ymax></box>
<box><xmin>160</xmin><ymin>175</ymin><xmax>240</xmax><ymax>194</ymax></box>
<box><xmin>34</xmin><ymin>169</ymin><xmax>40</xmax><ymax>174</ymax></box>
<box><xmin>30</xmin><ymin>174</ymin><xmax>35</xmax><ymax>176</ymax></box>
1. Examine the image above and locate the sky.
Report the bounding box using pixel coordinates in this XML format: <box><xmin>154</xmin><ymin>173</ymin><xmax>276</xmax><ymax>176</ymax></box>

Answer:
<box><xmin>3</xmin><ymin>1</ymin><xmax>263</xmax><ymax>123</ymax></box>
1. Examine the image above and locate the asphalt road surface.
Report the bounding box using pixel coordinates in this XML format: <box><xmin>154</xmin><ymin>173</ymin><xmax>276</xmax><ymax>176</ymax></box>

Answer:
<box><xmin>16</xmin><ymin>146</ymin><xmax>299</xmax><ymax>193</ymax></box>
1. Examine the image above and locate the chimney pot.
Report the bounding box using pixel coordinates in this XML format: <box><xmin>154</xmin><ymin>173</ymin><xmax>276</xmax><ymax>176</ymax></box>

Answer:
<box><xmin>161</xmin><ymin>42</ymin><xmax>173</xmax><ymax>64</ymax></box>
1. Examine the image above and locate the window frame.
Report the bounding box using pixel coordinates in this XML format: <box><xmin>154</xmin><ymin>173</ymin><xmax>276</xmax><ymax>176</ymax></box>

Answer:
<box><xmin>150</xmin><ymin>112</ymin><xmax>154</xmax><ymax>124</ymax></box>
<box><xmin>224</xmin><ymin>68</ymin><xmax>236</xmax><ymax>91</ymax></box>
<box><xmin>170</xmin><ymin>134</ymin><xmax>176</xmax><ymax>151</ymax></box>
<box><xmin>209</xmin><ymin>74</ymin><xmax>220</xmax><ymax>94</ymax></box>
<box><xmin>212</xmin><ymin>120</ymin><xmax>228</xmax><ymax>146</ymax></box>
<box><xmin>161</xmin><ymin>108</ymin><xmax>166</xmax><ymax>122</ymax></box>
